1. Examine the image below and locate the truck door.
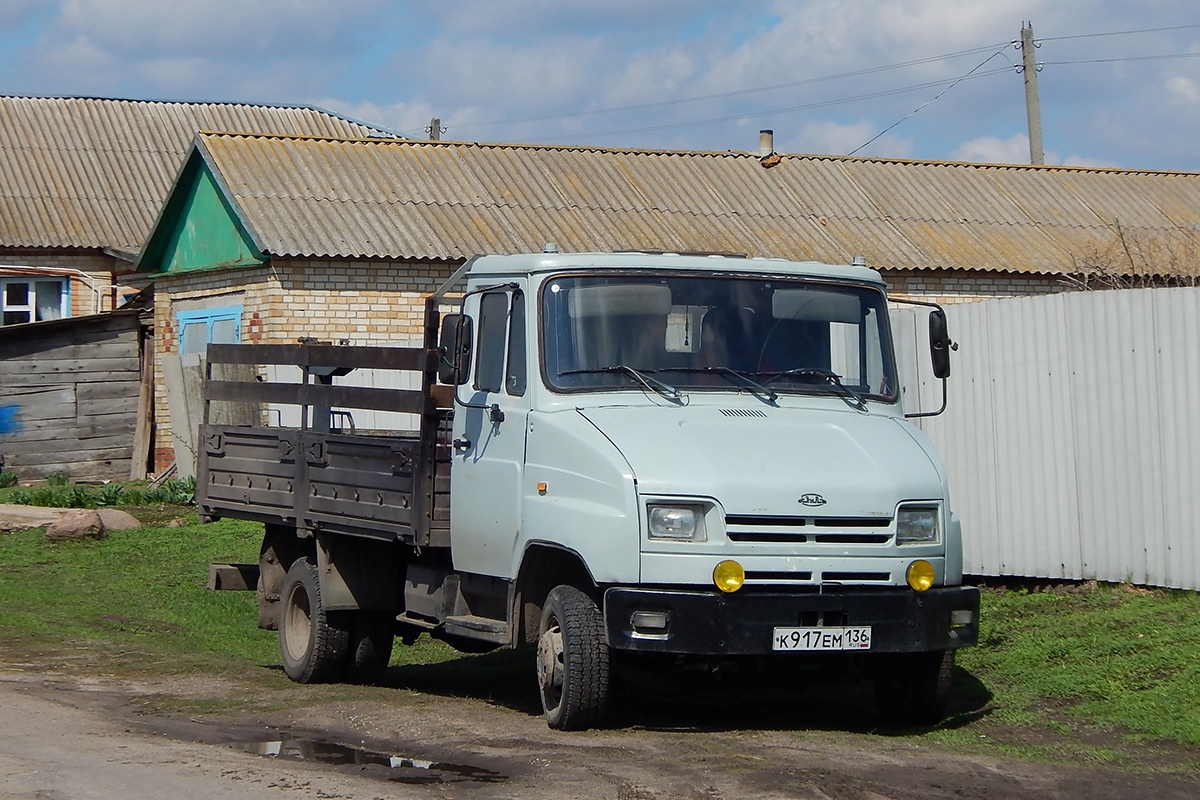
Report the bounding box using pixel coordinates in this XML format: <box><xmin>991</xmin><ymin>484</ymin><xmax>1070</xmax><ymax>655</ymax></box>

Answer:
<box><xmin>450</xmin><ymin>287</ymin><xmax>530</xmax><ymax>577</ymax></box>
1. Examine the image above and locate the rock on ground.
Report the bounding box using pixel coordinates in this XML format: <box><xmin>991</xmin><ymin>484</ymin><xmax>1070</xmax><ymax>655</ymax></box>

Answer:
<box><xmin>0</xmin><ymin>504</ymin><xmax>70</xmax><ymax>534</ymax></box>
<box><xmin>43</xmin><ymin>508</ymin><xmax>142</xmax><ymax>541</ymax></box>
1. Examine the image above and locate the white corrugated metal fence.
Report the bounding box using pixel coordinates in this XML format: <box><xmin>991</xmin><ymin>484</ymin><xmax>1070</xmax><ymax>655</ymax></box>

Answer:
<box><xmin>894</xmin><ymin>286</ymin><xmax>1200</xmax><ymax>590</ymax></box>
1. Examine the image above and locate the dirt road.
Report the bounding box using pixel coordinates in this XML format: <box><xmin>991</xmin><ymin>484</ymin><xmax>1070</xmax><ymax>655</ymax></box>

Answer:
<box><xmin>1</xmin><ymin>666</ymin><xmax>1197</xmax><ymax>800</ymax></box>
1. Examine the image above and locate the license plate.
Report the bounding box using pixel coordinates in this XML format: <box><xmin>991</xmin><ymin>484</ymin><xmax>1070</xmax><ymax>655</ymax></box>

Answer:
<box><xmin>772</xmin><ymin>626</ymin><xmax>872</xmax><ymax>651</ymax></box>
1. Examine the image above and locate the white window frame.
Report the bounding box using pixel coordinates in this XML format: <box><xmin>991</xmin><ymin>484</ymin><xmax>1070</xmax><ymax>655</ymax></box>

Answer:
<box><xmin>1</xmin><ymin>276</ymin><xmax>69</xmax><ymax>326</ymax></box>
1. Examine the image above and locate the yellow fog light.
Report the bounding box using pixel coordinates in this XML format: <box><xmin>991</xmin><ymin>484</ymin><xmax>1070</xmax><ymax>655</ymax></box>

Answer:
<box><xmin>713</xmin><ymin>560</ymin><xmax>745</xmax><ymax>593</ymax></box>
<box><xmin>906</xmin><ymin>560</ymin><xmax>935</xmax><ymax>592</ymax></box>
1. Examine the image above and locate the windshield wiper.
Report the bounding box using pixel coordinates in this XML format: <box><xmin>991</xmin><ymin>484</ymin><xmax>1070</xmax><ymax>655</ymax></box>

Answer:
<box><xmin>559</xmin><ymin>365</ymin><xmax>684</xmax><ymax>401</ymax></box>
<box><xmin>659</xmin><ymin>366</ymin><xmax>778</xmax><ymax>403</ymax></box>
<box><xmin>761</xmin><ymin>367</ymin><xmax>868</xmax><ymax>411</ymax></box>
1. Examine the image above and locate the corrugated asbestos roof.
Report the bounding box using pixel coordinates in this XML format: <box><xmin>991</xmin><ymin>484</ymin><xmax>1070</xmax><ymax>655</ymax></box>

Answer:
<box><xmin>0</xmin><ymin>96</ymin><xmax>394</xmax><ymax>255</ymax></box>
<box><xmin>195</xmin><ymin>133</ymin><xmax>1200</xmax><ymax>275</ymax></box>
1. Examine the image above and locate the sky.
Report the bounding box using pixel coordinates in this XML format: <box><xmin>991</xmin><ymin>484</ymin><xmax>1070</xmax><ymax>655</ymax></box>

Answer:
<box><xmin>3</xmin><ymin>1</ymin><xmax>1200</xmax><ymax>171</ymax></box>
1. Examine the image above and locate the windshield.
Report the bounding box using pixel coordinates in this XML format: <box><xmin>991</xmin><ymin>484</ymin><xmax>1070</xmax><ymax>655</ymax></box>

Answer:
<box><xmin>541</xmin><ymin>272</ymin><xmax>898</xmax><ymax>401</ymax></box>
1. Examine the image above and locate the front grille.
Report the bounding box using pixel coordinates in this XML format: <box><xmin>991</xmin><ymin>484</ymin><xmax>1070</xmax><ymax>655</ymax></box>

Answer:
<box><xmin>726</xmin><ymin>515</ymin><xmax>891</xmax><ymax>527</ymax></box>
<box><xmin>727</xmin><ymin>531</ymin><xmax>894</xmax><ymax>544</ymax></box>
<box><xmin>725</xmin><ymin>514</ymin><xmax>893</xmax><ymax>545</ymax></box>
<box><xmin>821</xmin><ymin>571</ymin><xmax>890</xmax><ymax>582</ymax></box>
<box><xmin>745</xmin><ymin>571</ymin><xmax>815</xmax><ymax>583</ymax></box>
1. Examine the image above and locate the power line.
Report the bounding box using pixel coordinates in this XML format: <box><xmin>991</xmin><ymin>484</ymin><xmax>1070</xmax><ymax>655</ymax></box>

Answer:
<box><xmin>438</xmin><ymin>22</ymin><xmax>1200</xmax><ymax>144</ymax></box>
<box><xmin>1041</xmin><ymin>52</ymin><xmax>1200</xmax><ymax>67</ymax></box>
<box><xmin>1038</xmin><ymin>22</ymin><xmax>1200</xmax><ymax>43</ymax></box>
<box><xmin>550</xmin><ymin>68</ymin><xmax>1010</xmax><ymax>142</ymax></box>
<box><xmin>850</xmin><ymin>47</ymin><xmax>1012</xmax><ymax>156</ymax></box>
<box><xmin>451</xmin><ymin>42</ymin><xmax>1012</xmax><ymax>131</ymax></box>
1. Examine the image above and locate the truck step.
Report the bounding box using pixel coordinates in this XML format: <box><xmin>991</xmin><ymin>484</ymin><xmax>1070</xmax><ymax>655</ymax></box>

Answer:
<box><xmin>395</xmin><ymin>612</ymin><xmax>438</xmax><ymax>630</ymax></box>
<box><xmin>442</xmin><ymin>614</ymin><xmax>510</xmax><ymax>644</ymax></box>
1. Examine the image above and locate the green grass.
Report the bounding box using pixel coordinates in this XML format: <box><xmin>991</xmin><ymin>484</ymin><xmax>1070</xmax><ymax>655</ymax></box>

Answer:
<box><xmin>949</xmin><ymin>583</ymin><xmax>1200</xmax><ymax>749</ymax></box>
<box><xmin>0</xmin><ymin>477</ymin><xmax>196</xmax><ymax>508</ymax></box>
<box><xmin>0</xmin><ymin>513</ymin><xmax>453</xmax><ymax>683</ymax></box>
<box><xmin>1</xmin><ymin>513</ymin><xmax>1199</xmax><ymax>763</ymax></box>
<box><xmin>0</xmin><ymin>515</ymin><xmax>271</xmax><ymax>670</ymax></box>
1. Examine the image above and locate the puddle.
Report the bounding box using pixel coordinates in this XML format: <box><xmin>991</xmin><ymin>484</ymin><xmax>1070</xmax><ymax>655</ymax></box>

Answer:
<box><xmin>237</xmin><ymin>737</ymin><xmax>507</xmax><ymax>785</ymax></box>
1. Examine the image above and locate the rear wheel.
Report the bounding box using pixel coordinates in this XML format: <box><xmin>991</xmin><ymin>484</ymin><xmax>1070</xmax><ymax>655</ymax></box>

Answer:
<box><xmin>278</xmin><ymin>558</ymin><xmax>350</xmax><ymax>683</ymax></box>
<box><xmin>873</xmin><ymin>650</ymin><xmax>954</xmax><ymax>725</ymax></box>
<box><xmin>536</xmin><ymin>585</ymin><xmax>610</xmax><ymax>731</ymax></box>
<box><xmin>343</xmin><ymin>612</ymin><xmax>394</xmax><ymax>685</ymax></box>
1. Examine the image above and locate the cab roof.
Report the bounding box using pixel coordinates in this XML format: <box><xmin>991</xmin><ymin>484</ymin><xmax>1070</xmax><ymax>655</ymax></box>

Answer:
<box><xmin>463</xmin><ymin>251</ymin><xmax>886</xmax><ymax>286</ymax></box>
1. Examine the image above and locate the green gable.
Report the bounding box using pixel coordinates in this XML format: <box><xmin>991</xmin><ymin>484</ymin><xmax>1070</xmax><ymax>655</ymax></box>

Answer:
<box><xmin>138</xmin><ymin>146</ymin><xmax>265</xmax><ymax>274</ymax></box>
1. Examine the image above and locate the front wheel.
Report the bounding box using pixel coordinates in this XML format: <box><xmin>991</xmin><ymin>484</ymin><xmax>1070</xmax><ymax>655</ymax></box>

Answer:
<box><xmin>873</xmin><ymin>650</ymin><xmax>955</xmax><ymax>725</ymax></box>
<box><xmin>536</xmin><ymin>585</ymin><xmax>610</xmax><ymax>731</ymax></box>
<box><xmin>278</xmin><ymin>558</ymin><xmax>350</xmax><ymax>683</ymax></box>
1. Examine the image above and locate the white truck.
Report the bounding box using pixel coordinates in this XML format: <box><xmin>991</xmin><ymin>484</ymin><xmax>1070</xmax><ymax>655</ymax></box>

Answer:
<box><xmin>199</xmin><ymin>250</ymin><xmax>979</xmax><ymax>730</ymax></box>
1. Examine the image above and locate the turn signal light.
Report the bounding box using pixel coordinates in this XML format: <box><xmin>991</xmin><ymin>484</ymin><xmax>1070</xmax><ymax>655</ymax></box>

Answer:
<box><xmin>713</xmin><ymin>560</ymin><xmax>745</xmax><ymax>593</ymax></box>
<box><xmin>906</xmin><ymin>560</ymin><xmax>935</xmax><ymax>592</ymax></box>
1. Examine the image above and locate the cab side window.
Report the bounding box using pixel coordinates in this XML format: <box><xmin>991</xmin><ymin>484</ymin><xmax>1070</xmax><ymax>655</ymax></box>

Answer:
<box><xmin>474</xmin><ymin>291</ymin><xmax>508</xmax><ymax>392</ymax></box>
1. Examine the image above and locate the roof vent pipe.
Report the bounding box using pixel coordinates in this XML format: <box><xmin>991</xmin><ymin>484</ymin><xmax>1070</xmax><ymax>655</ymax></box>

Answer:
<box><xmin>759</xmin><ymin>130</ymin><xmax>774</xmax><ymax>157</ymax></box>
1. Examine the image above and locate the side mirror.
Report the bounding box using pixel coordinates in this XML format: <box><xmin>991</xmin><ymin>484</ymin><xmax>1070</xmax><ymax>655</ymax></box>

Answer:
<box><xmin>929</xmin><ymin>309</ymin><xmax>952</xmax><ymax>379</ymax></box>
<box><xmin>438</xmin><ymin>314</ymin><xmax>474</xmax><ymax>385</ymax></box>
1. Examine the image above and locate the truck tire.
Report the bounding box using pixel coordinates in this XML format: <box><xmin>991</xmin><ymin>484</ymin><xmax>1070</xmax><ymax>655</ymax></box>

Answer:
<box><xmin>536</xmin><ymin>585</ymin><xmax>610</xmax><ymax>731</ymax></box>
<box><xmin>873</xmin><ymin>649</ymin><xmax>955</xmax><ymax>725</ymax></box>
<box><xmin>278</xmin><ymin>558</ymin><xmax>350</xmax><ymax>683</ymax></box>
<box><xmin>343</xmin><ymin>612</ymin><xmax>394</xmax><ymax>685</ymax></box>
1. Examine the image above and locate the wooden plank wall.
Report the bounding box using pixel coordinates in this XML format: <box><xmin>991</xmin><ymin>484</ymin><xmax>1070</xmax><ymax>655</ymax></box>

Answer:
<box><xmin>0</xmin><ymin>314</ymin><xmax>143</xmax><ymax>481</ymax></box>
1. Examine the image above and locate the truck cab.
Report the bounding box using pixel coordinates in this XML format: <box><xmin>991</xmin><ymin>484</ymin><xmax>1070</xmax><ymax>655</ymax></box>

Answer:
<box><xmin>439</xmin><ymin>252</ymin><xmax>977</xmax><ymax>728</ymax></box>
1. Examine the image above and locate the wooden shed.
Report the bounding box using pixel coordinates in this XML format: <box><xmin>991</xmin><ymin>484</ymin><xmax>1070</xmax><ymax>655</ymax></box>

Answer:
<box><xmin>0</xmin><ymin>307</ymin><xmax>152</xmax><ymax>481</ymax></box>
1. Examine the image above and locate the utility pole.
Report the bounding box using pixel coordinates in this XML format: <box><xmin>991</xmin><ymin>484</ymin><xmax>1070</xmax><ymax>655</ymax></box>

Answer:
<box><xmin>428</xmin><ymin>118</ymin><xmax>442</xmax><ymax>141</ymax></box>
<box><xmin>1020</xmin><ymin>22</ymin><xmax>1044</xmax><ymax>165</ymax></box>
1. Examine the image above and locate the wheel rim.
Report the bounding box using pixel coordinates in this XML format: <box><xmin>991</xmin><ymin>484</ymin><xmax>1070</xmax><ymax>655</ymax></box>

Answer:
<box><xmin>537</xmin><ymin>618</ymin><xmax>565</xmax><ymax>712</ymax></box>
<box><xmin>283</xmin><ymin>583</ymin><xmax>312</xmax><ymax>662</ymax></box>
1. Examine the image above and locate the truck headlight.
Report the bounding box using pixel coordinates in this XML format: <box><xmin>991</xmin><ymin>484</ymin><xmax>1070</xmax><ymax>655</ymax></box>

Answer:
<box><xmin>896</xmin><ymin>505</ymin><xmax>940</xmax><ymax>544</ymax></box>
<box><xmin>647</xmin><ymin>504</ymin><xmax>707</xmax><ymax>541</ymax></box>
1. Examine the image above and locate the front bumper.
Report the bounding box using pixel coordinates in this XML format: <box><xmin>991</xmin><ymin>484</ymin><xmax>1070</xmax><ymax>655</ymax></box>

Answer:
<box><xmin>604</xmin><ymin>585</ymin><xmax>979</xmax><ymax>655</ymax></box>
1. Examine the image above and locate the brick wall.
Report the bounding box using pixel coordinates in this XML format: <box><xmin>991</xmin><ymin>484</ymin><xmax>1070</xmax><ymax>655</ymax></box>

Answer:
<box><xmin>883</xmin><ymin>269</ymin><xmax>1066</xmax><ymax>304</ymax></box>
<box><xmin>151</xmin><ymin>258</ymin><xmax>459</xmax><ymax>472</ymax></box>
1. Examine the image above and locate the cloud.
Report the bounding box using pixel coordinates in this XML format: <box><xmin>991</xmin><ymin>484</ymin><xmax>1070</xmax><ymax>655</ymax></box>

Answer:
<box><xmin>1166</xmin><ymin>75</ymin><xmax>1200</xmax><ymax>106</ymax></box>
<box><xmin>948</xmin><ymin>134</ymin><xmax>1118</xmax><ymax>168</ymax></box>
<box><xmin>952</xmin><ymin>134</ymin><xmax>1030</xmax><ymax>164</ymax></box>
<box><xmin>318</xmin><ymin>98</ymin><xmax>444</xmax><ymax>139</ymax></box>
<box><xmin>19</xmin><ymin>0</ymin><xmax>387</xmax><ymax>98</ymax></box>
<box><xmin>429</xmin><ymin>0</ymin><xmax>732</xmax><ymax>40</ymax></box>
<box><xmin>0</xmin><ymin>0</ymin><xmax>44</xmax><ymax>28</ymax></box>
<box><xmin>783</xmin><ymin>120</ymin><xmax>913</xmax><ymax>158</ymax></box>
<box><xmin>51</xmin><ymin>0</ymin><xmax>384</xmax><ymax>54</ymax></box>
